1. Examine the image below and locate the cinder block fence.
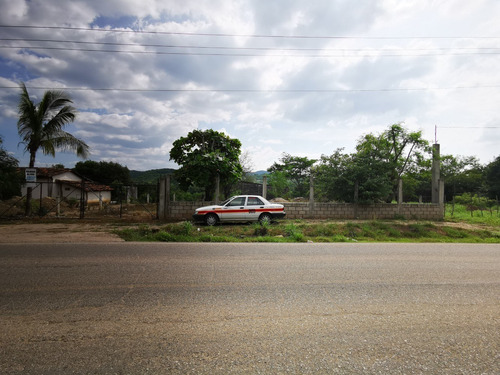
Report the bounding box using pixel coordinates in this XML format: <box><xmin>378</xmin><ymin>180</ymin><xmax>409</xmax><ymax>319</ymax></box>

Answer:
<box><xmin>160</xmin><ymin>200</ymin><xmax>444</xmax><ymax>221</ymax></box>
<box><xmin>158</xmin><ymin>172</ymin><xmax>445</xmax><ymax>221</ymax></box>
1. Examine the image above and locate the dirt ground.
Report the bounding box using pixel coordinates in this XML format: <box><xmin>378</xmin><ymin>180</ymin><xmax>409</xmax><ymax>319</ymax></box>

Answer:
<box><xmin>0</xmin><ymin>222</ymin><xmax>124</xmax><ymax>243</ymax></box>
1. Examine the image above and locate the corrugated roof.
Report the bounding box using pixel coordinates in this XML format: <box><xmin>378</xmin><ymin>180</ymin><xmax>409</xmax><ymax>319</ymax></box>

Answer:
<box><xmin>57</xmin><ymin>180</ymin><xmax>113</xmax><ymax>192</ymax></box>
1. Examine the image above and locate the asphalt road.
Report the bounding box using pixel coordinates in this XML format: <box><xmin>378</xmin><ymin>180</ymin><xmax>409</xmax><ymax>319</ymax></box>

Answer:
<box><xmin>1</xmin><ymin>242</ymin><xmax>499</xmax><ymax>374</ymax></box>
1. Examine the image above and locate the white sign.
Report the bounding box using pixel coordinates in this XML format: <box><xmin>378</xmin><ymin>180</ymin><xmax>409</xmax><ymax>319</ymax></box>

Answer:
<box><xmin>25</xmin><ymin>168</ymin><xmax>37</xmax><ymax>182</ymax></box>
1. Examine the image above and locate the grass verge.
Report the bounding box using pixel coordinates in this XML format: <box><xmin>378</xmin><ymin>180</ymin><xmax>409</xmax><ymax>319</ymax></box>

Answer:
<box><xmin>115</xmin><ymin>219</ymin><xmax>500</xmax><ymax>243</ymax></box>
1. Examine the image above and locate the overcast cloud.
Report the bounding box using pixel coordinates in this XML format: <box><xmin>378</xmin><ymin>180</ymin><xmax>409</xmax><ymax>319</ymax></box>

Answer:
<box><xmin>0</xmin><ymin>0</ymin><xmax>499</xmax><ymax>171</ymax></box>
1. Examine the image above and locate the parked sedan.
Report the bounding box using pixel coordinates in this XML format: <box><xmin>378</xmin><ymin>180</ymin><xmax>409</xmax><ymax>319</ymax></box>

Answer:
<box><xmin>193</xmin><ymin>195</ymin><xmax>286</xmax><ymax>226</ymax></box>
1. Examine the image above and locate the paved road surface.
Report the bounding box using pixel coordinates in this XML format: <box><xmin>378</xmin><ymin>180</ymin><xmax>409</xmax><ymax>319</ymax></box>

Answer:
<box><xmin>1</xmin><ymin>243</ymin><xmax>499</xmax><ymax>374</ymax></box>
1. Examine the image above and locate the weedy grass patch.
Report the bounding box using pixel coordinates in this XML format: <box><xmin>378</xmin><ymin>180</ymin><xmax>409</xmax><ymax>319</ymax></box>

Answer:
<box><xmin>115</xmin><ymin>217</ymin><xmax>500</xmax><ymax>243</ymax></box>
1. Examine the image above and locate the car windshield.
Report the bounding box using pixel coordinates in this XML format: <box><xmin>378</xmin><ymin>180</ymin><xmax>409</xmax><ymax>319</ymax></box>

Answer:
<box><xmin>220</xmin><ymin>198</ymin><xmax>233</xmax><ymax>206</ymax></box>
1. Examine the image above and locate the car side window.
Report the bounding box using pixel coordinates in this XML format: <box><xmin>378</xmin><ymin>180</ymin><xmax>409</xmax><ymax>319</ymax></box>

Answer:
<box><xmin>227</xmin><ymin>197</ymin><xmax>246</xmax><ymax>206</ymax></box>
<box><xmin>247</xmin><ymin>197</ymin><xmax>264</xmax><ymax>206</ymax></box>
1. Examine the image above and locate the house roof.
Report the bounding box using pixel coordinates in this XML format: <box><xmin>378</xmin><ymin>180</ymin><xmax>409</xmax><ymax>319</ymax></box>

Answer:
<box><xmin>19</xmin><ymin>167</ymin><xmax>77</xmax><ymax>178</ymax></box>
<box><xmin>57</xmin><ymin>180</ymin><xmax>113</xmax><ymax>192</ymax></box>
<box><xmin>18</xmin><ymin>167</ymin><xmax>113</xmax><ymax>192</ymax></box>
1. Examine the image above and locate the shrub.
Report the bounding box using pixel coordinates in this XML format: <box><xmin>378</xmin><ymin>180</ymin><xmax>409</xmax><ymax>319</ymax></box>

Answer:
<box><xmin>253</xmin><ymin>221</ymin><xmax>269</xmax><ymax>236</ymax></box>
<box><xmin>155</xmin><ymin>231</ymin><xmax>176</xmax><ymax>242</ymax></box>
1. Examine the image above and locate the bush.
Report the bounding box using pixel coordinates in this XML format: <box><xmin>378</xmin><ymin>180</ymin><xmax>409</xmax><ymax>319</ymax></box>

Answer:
<box><xmin>253</xmin><ymin>221</ymin><xmax>269</xmax><ymax>236</ymax></box>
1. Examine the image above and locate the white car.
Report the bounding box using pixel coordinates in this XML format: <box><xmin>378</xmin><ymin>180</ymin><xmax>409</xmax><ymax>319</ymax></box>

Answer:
<box><xmin>193</xmin><ymin>195</ymin><xmax>286</xmax><ymax>226</ymax></box>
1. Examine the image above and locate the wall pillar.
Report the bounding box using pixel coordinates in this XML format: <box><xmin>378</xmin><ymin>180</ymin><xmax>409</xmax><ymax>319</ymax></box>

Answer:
<box><xmin>309</xmin><ymin>174</ymin><xmax>314</xmax><ymax>217</ymax></box>
<box><xmin>262</xmin><ymin>175</ymin><xmax>267</xmax><ymax>199</ymax></box>
<box><xmin>397</xmin><ymin>179</ymin><xmax>403</xmax><ymax>205</ymax></box>
<box><xmin>215</xmin><ymin>174</ymin><xmax>220</xmax><ymax>204</ymax></box>
<box><xmin>158</xmin><ymin>175</ymin><xmax>171</xmax><ymax>220</ymax></box>
<box><xmin>432</xmin><ymin>144</ymin><xmax>441</xmax><ymax>204</ymax></box>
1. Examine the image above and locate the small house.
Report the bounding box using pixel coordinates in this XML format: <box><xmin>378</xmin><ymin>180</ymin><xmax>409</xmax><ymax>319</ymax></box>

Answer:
<box><xmin>20</xmin><ymin>168</ymin><xmax>113</xmax><ymax>205</ymax></box>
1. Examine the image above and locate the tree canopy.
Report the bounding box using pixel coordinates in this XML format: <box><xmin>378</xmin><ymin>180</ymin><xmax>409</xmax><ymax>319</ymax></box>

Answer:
<box><xmin>74</xmin><ymin>160</ymin><xmax>131</xmax><ymax>185</ymax></box>
<box><xmin>268</xmin><ymin>153</ymin><xmax>316</xmax><ymax>198</ymax></box>
<box><xmin>16</xmin><ymin>82</ymin><xmax>89</xmax><ymax>215</ymax></box>
<box><xmin>169</xmin><ymin>129</ymin><xmax>243</xmax><ymax>200</ymax></box>
<box><xmin>485</xmin><ymin>156</ymin><xmax>500</xmax><ymax>199</ymax></box>
<box><xmin>355</xmin><ymin>123</ymin><xmax>429</xmax><ymax>201</ymax></box>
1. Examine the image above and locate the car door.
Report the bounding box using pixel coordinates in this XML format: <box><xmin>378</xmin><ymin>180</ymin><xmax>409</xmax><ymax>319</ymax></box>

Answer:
<box><xmin>219</xmin><ymin>196</ymin><xmax>247</xmax><ymax>221</ymax></box>
<box><xmin>245</xmin><ymin>196</ymin><xmax>265</xmax><ymax>221</ymax></box>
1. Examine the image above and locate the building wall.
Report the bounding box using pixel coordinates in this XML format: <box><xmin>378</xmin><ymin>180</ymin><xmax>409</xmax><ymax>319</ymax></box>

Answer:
<box><xmin>163</xmin><ymin>201</ymin><xmax>444</xmax><ymax>221</ymax></box>
<box><xmin>87</xmin><ymin>190</ymin><xmax>112</xmax><ymax>204</ymax></box>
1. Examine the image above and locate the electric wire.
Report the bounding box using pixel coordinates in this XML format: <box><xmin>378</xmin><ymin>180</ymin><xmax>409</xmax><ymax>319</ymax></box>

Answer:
<box><xmin>1</xmin><ymin>25</ymin><xmax>500</xmax><ymax>40</ymax></box>
<box><xmin>1</xmin><ymin>85</ymin><xmax>499</xmax><ymax>93</ymax></box>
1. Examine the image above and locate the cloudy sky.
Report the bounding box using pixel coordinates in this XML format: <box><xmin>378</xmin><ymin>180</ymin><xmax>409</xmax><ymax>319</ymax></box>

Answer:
<box><xmin>0</xmin><ymin>0</ymin><xmax>499</xmax><ymax>172</ymax></box>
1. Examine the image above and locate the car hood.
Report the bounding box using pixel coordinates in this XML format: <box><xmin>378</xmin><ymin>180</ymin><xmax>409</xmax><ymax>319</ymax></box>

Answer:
<box><xmin>195</xmin><ymin>205</ymin><xmax>223</xmax><ymax>212</ymax></box>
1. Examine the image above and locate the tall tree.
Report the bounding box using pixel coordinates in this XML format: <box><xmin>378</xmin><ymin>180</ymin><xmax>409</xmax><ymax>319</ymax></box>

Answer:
<box><xmin>268</xmin><ymin>153</ymin><xmax>316</xmax><ymax>198</ymax></box>
<box><xmin>169</xmin><ymin>129</ymin><xmax>243</xmax><ymax>200</ymax></box>
<box><xmin>356</xmin><ymin>123</ymin><xmax>430</xmax><ymax>202</ymax></box>
<box><xmin>17</xmin><ymin>82</ymin><xmax>89</xmax><ymax>215</ymax></box>
<box><xmin>485</xmin><ymin>156</ymin><xmax>500</xmax><ymax>199</ymax></box>
<box><xmin>314</xmin><ymin>148</ymin><xmax>393</xmax><ymax>204</ymax></box>
<box><xmin>74</xmin><ymin>160</ymin><xmax>131</xmax><ymax>185</ymax></box>
<box><xmin>441</xmin><ymin>155</ymin><xmax>485</xmax><ymax>199</ymax></box>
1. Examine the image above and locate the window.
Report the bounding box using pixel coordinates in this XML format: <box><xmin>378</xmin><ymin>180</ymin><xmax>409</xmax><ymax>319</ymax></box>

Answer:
<box><xmin>247</xmin><ymin>197</ymin><xmax>264</xmax><ymax>206</ymax></box>
<box><xmin>227</xmin><ymin>197</ymin><xmax>246</xmax><ymax>206</ymax></box>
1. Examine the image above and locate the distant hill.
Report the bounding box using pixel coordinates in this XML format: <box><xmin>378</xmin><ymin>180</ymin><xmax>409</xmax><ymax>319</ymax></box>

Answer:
<box><xmin>253</xmin><ymin>170</ymin><xmax>268</xmax><ymax>175</ymax></box>
<box><xmin>130</xmin><ymin>168</ymin><xmax>175</xmax><ymax>184</ymax></box>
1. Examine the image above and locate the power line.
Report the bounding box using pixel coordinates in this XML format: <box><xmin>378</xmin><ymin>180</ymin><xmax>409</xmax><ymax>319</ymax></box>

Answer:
<box><xmin>2</xmin><ymin>38</ymin><xmax>500</xmax><ymax>53</ymax></box>
<box><xmin>1</xmin><ymin>25</ymin><xmax>499</xmax><ymax>40</ymax></box>
<box><xmin>1</xmin><ymin>85</ymin><xmax>500</xmax><ymax>93</ymax></box>
<box><xmin>439</xmin><ymin>126</ymin><xmax>500</xmax><ymax>128</ymax></box>
<box><xmin>4</xmin><ymin>45</ymin><xmax>500</xmax><ymax>58</ymax></box>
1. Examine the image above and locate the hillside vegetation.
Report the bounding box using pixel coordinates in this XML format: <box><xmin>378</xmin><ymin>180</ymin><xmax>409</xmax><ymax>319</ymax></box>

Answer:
<box><xmin>129</xmin><ymin>168</ymin><xmax>175</xmax><ymax>184</ymax></box>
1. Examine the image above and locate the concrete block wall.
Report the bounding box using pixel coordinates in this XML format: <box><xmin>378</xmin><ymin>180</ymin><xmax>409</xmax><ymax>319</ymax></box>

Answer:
<box><xmin>284</xmin><ymin>202</ymin><xmax>443</xmax><ymax>220</ymax></box>
<box><xmin>165</xmin><ymin>201</ymin><xmax>444</xmax><ymax>220</ymax></box>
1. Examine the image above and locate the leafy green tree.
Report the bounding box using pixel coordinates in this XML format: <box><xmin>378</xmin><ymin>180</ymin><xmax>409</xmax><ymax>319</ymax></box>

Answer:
<box><xmin>267</xmin><ymin>170</ymin><xmax>291</xmax><ymax>198</ymax></box>
<box><xmin>441</xmin><ymin>155</ymin><xmax>485</xmax><ymax>199</ymax></box>
<box><xmin>0</xmin><ymin>136</ymin><xmax>22</xmax><ymax>200</ymax></box>
<box><xmin>268</xmin><ymin>153</ymin><xmax>316</xmax><ymax>198</ymax></box>
<box><xmin>314</xmin><ymin>147</ymin><xmax>393</xmax><ymax>204</ymax></box>
<box><xmin>314</xmin><ymin>149</ymin><xmax>352</xmax><ymax>202</ymax></box>
<box><xmin>485</xmin><ymin>156</ymin><xmax>500</xmax><ymax>199</ymax></box>
<box><xmin>74</xmin><ymin>160</ymin><xmax>131</xmax><ymax>185</ymax></box>
<box><xmin>169</xmin><ymin>129</ymin><xmax>243</xmax><ymax>200</ymax></box>
<box><xmin>355</xmin><ymin>123</ymin><xmax>430</xmax><ymax>201</ymax></box>
<box><xmin>17</xmin><ymin>82</ymin><xmax>89</xmax><ymax>215</ymax></box>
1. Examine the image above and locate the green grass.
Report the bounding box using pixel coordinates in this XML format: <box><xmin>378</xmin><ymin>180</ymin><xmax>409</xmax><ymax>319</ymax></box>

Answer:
<box><xmin>445</xmin><ymin>203</ymin><xmax>500</xmax><ymax>226</ymax></box>
<box><xmin>115</xmin><ymin>214</ymin><xmax>500</xmax><ymax>243</ymax></box>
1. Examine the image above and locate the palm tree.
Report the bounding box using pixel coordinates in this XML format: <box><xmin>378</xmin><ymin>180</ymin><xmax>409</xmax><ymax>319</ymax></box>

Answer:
<box><xmin>17</xmin><ymin>82</ymin><xmax>89</xmax><ymax>215</ymax></box>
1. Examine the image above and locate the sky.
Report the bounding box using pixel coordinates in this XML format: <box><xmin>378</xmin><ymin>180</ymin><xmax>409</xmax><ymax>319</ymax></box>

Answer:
<box><xmin>0</xmin><ymin>0</ymin><xmax>499</xmax><ymax>172</ymax></box>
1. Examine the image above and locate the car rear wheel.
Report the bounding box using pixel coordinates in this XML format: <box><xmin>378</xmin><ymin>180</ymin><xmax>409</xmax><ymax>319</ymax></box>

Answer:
<box><xmin>259</xmin><ymin>213</ymin><xmax>272</xmax><ymax>224</ymax></box>
<box><xmin>205</xmin><ymin>213</ymin><xmax>219</xmax><ymax>226</ymax></box>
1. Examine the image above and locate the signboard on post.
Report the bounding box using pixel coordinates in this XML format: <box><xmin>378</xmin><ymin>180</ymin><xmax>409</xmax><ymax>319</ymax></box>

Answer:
<box><xmin>25</xmin><ymin>168</ymin><xmax>37</xmax><ymax>182</ymax></box>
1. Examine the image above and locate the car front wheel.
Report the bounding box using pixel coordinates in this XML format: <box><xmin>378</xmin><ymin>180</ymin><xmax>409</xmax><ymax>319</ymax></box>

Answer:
<box><xmin>205</xmin><ymin>213</ymin><xmax>219</xmax><ymax>226</ymax></box>
<box><xmin>259</xmin><ymin>213</ymin><xmax>272</xmax><ymax>224</ymax></box>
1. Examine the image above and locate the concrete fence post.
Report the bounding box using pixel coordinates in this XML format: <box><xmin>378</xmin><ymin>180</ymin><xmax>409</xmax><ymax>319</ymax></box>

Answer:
<box><xmin>262</xmin><ymin>175</ymin><xmax>267</xmax><ymax>199</ymax></box>
<box><xmin>398</xmin><ymin>179</ymin><xmax>403</xmax><ymax>205</ymax></box>
<box><xmin>215</xmin><ymin>174</ymin><xmax>220</xmax><ymax>205</ymax></box>
<box><xmin>309</xmin><ymin>174</ymin><xmax>314</xmax><ymax>217</ymax></box>
<box><xmin>439</xmin><ymin>179</ymin><xmax>445</xmax><ymax>218</ymax></box>
<box><xmin>432</xmin><ymin>144</ymin><xmax>441</xmax><ymax>204</ymax></box>
<box><xmin>158</xmin><ymin>175</ymin><xmax>171</xmax><ymax>220</ymax></box>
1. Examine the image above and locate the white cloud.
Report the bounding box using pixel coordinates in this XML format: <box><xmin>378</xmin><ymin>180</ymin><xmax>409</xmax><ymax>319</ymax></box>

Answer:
<box><xmin>0</xmin><ymin>0</ymin><xmax>499</xmax><ymax>172</ymax></box>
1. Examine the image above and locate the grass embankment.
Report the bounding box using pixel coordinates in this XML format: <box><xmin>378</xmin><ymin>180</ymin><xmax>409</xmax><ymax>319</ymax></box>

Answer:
<box><xmin>116</xmin><ymin>210</ymin><xmax>500</xmax><ymax>243</ymax></box>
